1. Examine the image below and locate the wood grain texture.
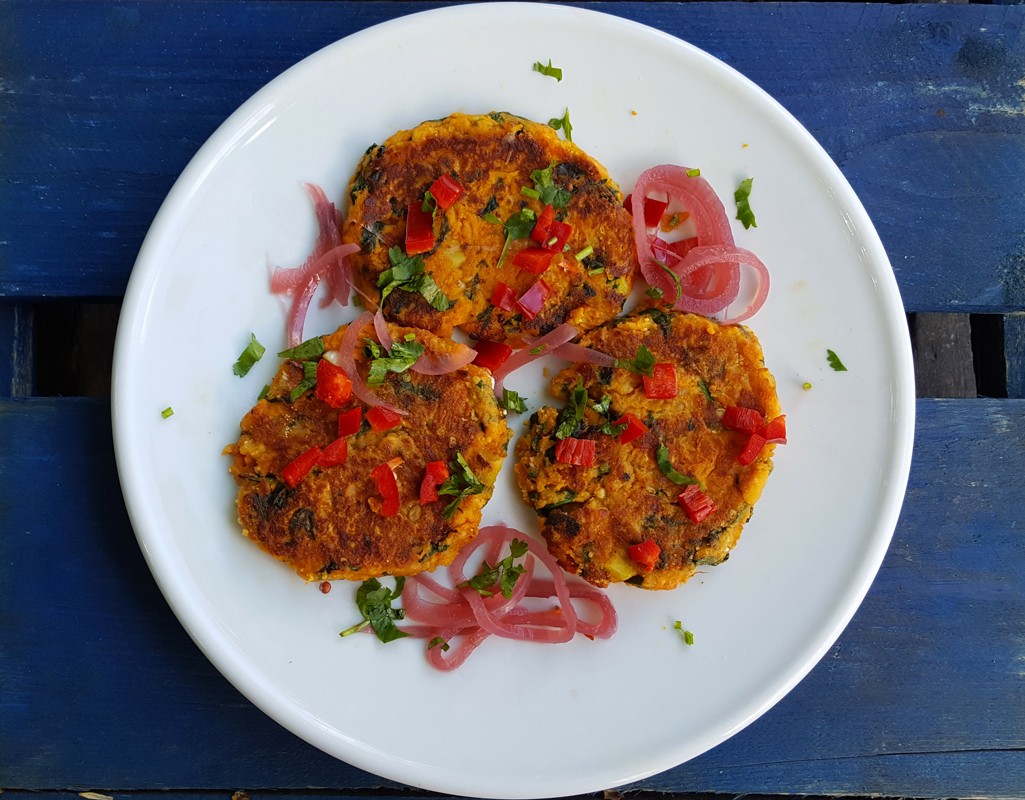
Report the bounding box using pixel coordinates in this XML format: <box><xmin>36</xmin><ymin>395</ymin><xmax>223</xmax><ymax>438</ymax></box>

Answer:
<box><xmin>1</xmin><ymin>2</ymin><xmax>1024</xmax><ymax>314</ymax></box>
<box><xmin>1</xmin><ymin>397</ymin><xmax>1023</xmax><ymax>798</ymax></box>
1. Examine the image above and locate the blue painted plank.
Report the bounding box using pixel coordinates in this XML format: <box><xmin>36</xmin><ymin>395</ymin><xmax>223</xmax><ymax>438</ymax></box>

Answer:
<box><xmin>1005</xmin><ymin>312</ymin><xmax>1025</xmax><ymax>398</ymax></box>
<box><xmin>1</xmin><ymin>2</ymin><xmax>1024</xmax><ymax>314</ymax></box>
<box><xmin>2</xmin><ymin>397</ymin><xmax>1023</xmax><ymax>798</ymax></box>
<box><xmin>0</xmin><ymin>305</ymin><xmax>33</xmax><ymax>396</ymax></box>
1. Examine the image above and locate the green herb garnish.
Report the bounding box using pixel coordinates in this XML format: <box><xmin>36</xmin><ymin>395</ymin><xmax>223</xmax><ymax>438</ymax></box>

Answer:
<box><xmin>656</xmin><ymin>443</ymin><xmax>699</xmax><ymax>487</ymax></box>
<box><xmin>367</xmin><ymin>338</ymin><xmax>425</xmax><ymax>385</ymax></box>
<box><xmin>592</xmin><ymin>394</ymin><xmax>627</xmax><ymax>436</ymax></box>
<box><xmin>686</xmin><ymin>168</ymin><xmax>701</xmax><ymax>178</ymax></box>
<box><xmin>616</xmin><ymin>344</ymin><xmax>656</xmax><ymax>377</ymax></box>
<box><xmin>532</xmin><ymin>59</ymin><xmax>563</xmax><ymax>82</ymax></box>
<box><xmin>498</xmin><ymin>208</ymin><xmax>537</xmax><ymax>267</ymax></box>
<box><xmin>378</xmin><ymin>247</ymin><xmax>451</xmax><ymax>311</ymax></box>
<box><xmin>653</xmin><ymin>259</ymin><xmax>683</xmax><ymax>304</ymax></box>
<box><xmin>160</xmin><ymin>406</ymin><xmax>174</xmax><ymax>419</ymax></box>
<box><xmin>827</xmin><ymin>349</ymin><xmax>847</xmax><ymax>372</ymax></box>
<box><xmin>529</xmin><ymin>164</ymin><xmax>572</xmax><ymax>209</ymax></box>
<box><xmin>289</xmin><ymin>360</ymin><xmax>319</xmax><ymax>402</ymax></box>
<box><xmin>554</xmin><ymin>378</ymin><xmax>589</xmax><ymax>440</ymax></box>
<box><xmin>500</xmin><ymin>388</ymin><xmax>528</xmax><ymax>414</ymax></box>
<box><xmin>734</xmin><ymin>177</ymin><xmax>757</xmax><ymax>229</ymax></box>
<box><xmin>339</xmin><ymin>577</ymin><xmax>408</xmax><ymax>643</ymax></box>
<box><xmin>428</xmin><ymin>636</ymin><xmax>450</xmax><ymax>652</ymax></box>
<box><xmin>257</xmin><ymin>384</ymin><xmax>270</xmax><ymax>401</ymax></box>
<box><xmin>232</xmin><ymin>333</ymin><xmax>266</xmax><ymax>377</ymax></box>
<box><xmin>646</xmin><ymin>286</ymin><xmax>665</xmax><ymax>300</ymax></box>
<box><xmin>674</xmin><ymin>620</ymin><xmax>695</xmax><ymax>645</ymax></box>
<box><xmin>438</xmin><ymin>452</ymin><xmax>486</xmax><ymax>520</ymax></box>
<box><xmin>548</xmin><ymin>108</ymin><xmax>573</xmax><ymax>142</ymax></box>
<box><xmin>459</xmin><ymin>538</ymin><xmax>529</xmax><ymax>598</ymax></box>
<box><xmin>278</xmin><ymin>336</ymin><xmax>325</xmax><ymax>360</ymax></box>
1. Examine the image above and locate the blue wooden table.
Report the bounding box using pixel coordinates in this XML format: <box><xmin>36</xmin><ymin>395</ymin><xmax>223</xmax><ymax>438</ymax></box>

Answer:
<box><xmin>2</xmin><ymin>2</ymin><xmax>1024</xmax><ymax>799</ymax></box>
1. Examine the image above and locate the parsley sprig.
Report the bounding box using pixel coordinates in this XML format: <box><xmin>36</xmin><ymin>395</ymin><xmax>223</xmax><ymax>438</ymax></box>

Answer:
<box><xmin>232</xmin><ymin>333</ymin><xmax>265</xmax><ymax>377</ymax></box>
<box><xmin>735</xmin><ymin>177</ymin><xmax>757</xmax><ymax>229</ymax></box>
<box><xmin>827</xmin><ymin>349</ymin><xmax>848</xmax><ymax>372</ymax></box>
<box><xmin>364</xmin><ymin>336</ymin><xmax>425</xmax><ymax>385</ymax></box>
<box><xmin>497</xmin><ymin>208</ymin><xmax>536</xmax><ymax>267</ymax></box>
<box><xmin>339</xmin><ymin>577</ymin><xmax>408</xmax><ymax>643</ymax></box>
<box><xmin>438</xmin><ymin>452</ymin><xmax>486</xmax><ymax>520</ymax></box>
<box><xmin>378</xmin><ymin>246</ymin><xmax>451</xmax><ymax>311</ymax></box>
<box><xmin>532</xmin><ymin>59</ymin><xmax>563</xmax><ymax>82</ymax></box>
<box><xmin>548</xmin><ymin>108</ymin><xmax>573</xmax><ymax>142</ymax></box>
<box><xmin>656</xmin><ymin>443</ymin><xmax>700</xmax><ymax>487</ymax></box>
<box><xmin>459</xmin><ymin>538</ymin><xmax>529</xmax><ymax>598</ymax></box>
<box><xmin>616</xmin><ymin>344</ymin><xmax>656</xmax><ymax>377</ymax></box>
<box><xmin>529</xmin><ymin>165</ymin><xmax>572</xmax><ymax>209</ymax></box>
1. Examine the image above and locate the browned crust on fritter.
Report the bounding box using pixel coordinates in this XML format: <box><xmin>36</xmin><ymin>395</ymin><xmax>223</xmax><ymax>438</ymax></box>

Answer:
<box><xmin>226</xmin><ymin>322</ymin><xmax>511</xmax><ymax>582</ymax></box>
<box><xmin>341</xmin><ymin>112</ymin><xmax>637</xmax><ymax>344</ymax></box>
<box><xmin>514</xmin><ymin>307</ymin><xmax>780</xmax><ymax>590</ymax></box>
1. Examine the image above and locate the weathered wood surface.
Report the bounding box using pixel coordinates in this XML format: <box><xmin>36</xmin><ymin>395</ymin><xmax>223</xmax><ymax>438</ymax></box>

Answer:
<box><xmin>1</xmin><ymin>397</ymin><xmax>1022</xmax><ymax>798</ymax></box>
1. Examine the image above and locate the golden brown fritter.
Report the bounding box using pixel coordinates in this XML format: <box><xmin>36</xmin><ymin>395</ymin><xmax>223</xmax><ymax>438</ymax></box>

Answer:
<box><xmin>341</xmin><ymin>112</ymin><xmax>637</xmax><ymax>344</ymax></box>
<box><xmin>514</xmin><ymin>307</ymin><xmax>781</xmax><ymax>590</ymax></box>
<box><xmin>226</xmin><ymin>321</ymin><xmax>511</xmax><ymax>582</ymax></box>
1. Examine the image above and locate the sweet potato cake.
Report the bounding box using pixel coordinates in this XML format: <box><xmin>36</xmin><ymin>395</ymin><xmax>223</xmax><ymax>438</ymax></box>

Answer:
<box><xmin>226</xmin><ymin>319</ymin><xmax>511</xmax><ymax>582</ymax></box>
<box><xmin>514</xmin><ymin>307</ymin><xmax>782</xmax><ymax>590</ymax></box>
<box><xmin>341</xmin><ymin>112</ymin><xmax>637</xmax><ymax>344</ymax></box>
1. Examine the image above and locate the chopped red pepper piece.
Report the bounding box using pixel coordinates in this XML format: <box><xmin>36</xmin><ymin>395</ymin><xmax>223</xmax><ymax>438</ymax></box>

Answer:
<box><xmin>627</xmin><ymin>538</ymin><xmax>661</xmax><ymax>571</ymax></box>
<box><xmin>370</xmin><ymin>461</ymin><xmax>401</xmax><ymax>517</ymax></box>
<box><xmin>612</xmin><ymin>413</ymin><xmax>648</xmax><ymax>444</ymax></box>
<box><xmin>315</xmin><ymin>359</ymin><xmax>353</xmax><ymax>408</ymax></box>
<box><xmin>337</xmin><ymin>407</ymin><xmax>362</xmax><ymax>437</ymax></box>
<box><xmin>738</xmin><ymin>432</ymin><xmax>767</xmax><ymax>466</ymax></box>
<box><xmin>722</xmin><ymin>405</ymin><xmax>764</xmax><ymax>433</ymax></box>
<box><xmin>512</xmin><ymin>247</ymin><xmax>555</xmax><ymax>274</ymax></box>
<box><xmin>541</xmin><ymin>220</ymin><xmax>572</xmax><ymax>252</ymax></box>
<box><xmin>554</xmin><ymin>437</ymin><xmax>597</xmax><ymax>467</ymax></box>
<box><xmin>473</xmin><ymin>339</ymin><xmax>514</xmax><ymax>372</ymax></box>
<box><xmin>763</xmin><ymin>414</ymin><xmax>787</xmax><ymax>444</ymax></box>
<box><xmin>530</xmin><ymin>203</ymin><xmax>556</xmax><ymax>243</ymax></box>
<box><xmin>281</xmin><ymin>445</ymin><xmax>322</xmax><ymax>488</ymax></box>
<box><xmin>419</xmin><ymin>460</ymin><xmax>450</xmax><ymax>504</ymax></box>
<box><xmin>490</xmin><ymin>281</ymin><xmax>518</xmax><ymax>312</ymax></box>
<box><xmin>405</xmin><ymin>201</ymin><xmax>435</xmax><ymax>255</ymax></box>
<box><xmin>623</xmin><ymin>194</ymin><xmax>669</xmax><ymax>228</ymax></box>
<box><xmin>679</xmin><ymin>483</ymin><xmax>716</xmax><ymax>523</ymax></box>
<box><xmin>516</xmin><ymin>278</ymin><xmax>552</xmax><ymax>320</ymax></box>
<box><xmin>428</xmin><ymin>174</ymin><xmax>463</xmax><ymax>210</ymax></box>
<box><xmin>317</xmin><ymin>437</ymin><xmax>349</xmax><ymax>468</ymax></box>
<box><xmin>643</xmin><ymin>363</ymin><xmax>678</xmax><ymax>399</ymax></box>
<box><xmin>366</xmin><ymin>406</ymin><xmax>402</xmax><ymax>433</ymax></box>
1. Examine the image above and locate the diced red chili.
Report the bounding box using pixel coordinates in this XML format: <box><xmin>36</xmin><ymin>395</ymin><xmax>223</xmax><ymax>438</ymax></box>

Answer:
<box><xmin>622</xmin><ymin>194</ymin><xmax>669</xmax><ymax>228</ymax></box>
<box><xmin>370</xmin><ymin>461</ymin><xmax>401</xmax><ymax>517</ymax></box>
<box><xmin>315</xmin><ymin>359</ymin><xmax>353</xmax><ymax>408</ymax></box>
<box><xmin>643</xmin><ymin>363</ymin><xmax>678</xmax><ymax>399</ymax></box>
<box><xmin>429</xmin><ymin>174</ymin><xmax>463</xmax><ymax>210</ymax></box>
<box><xmin>317</xmin><ymin>437</ymin><xmax>349</xmax><ymax>467</ymax></box>
<box><xmin>679</xmin><ymin>483</ymin><xmax>716</xmax><ymax>523</ymax></box>
<box><xmin>337</xmin><ymin>407</ymin><xmax>362</xmax><ymax>437</ymax></box>
<box><xmin>763</xmin><ymin>414</ymin><xmax>787</xmax><ymax>444</ymax></box>
<box><xmin>541</xmin><ymin>220</ymin><xmax>572</xmax><ymax>252</ymax></box>
<box><xmin>627</xmin><ymin>538</ymin><xmax>661</xmax><ymax>571</ymax></box>
<box><xmin>281</xmin><ymin>445</ymin><xmax>322</xmax><ymax>488</ymax></box>
<box><xmin>722</xmin><ymin>405</ymin><xmax>764</xmax><ymax>433</ymax></box>
<box><xmin>554</xmin><ymin>437</ymin><xmax>597</xmax><ymax>467</ymax></box>
<box><xmin>491</xmin><ymin>281</ymin><xmax>518</xmax><ymax>312</ymax></box>
<box><xmin>419</xmin><ymin>460</ymin><xmax>450</xmax><ymax>504</ymax></box>
<box><xmin>366</xmin><ymin>406</ymin><xmax>402</xmax><ymax>433</ymax></box>
<box><xmin>473</xmin><ymin>339</ymin><xmax>513</xmax><ymax>372</ymax></box>
<box><xmin>516</xmin><ymin>278</ymin><xmax>552</xmax><ymax>320</ymax></box>
<box><xmin>530</xmin><ymin>203</ymin><xmax>556</xmax><ymax>243</ymax></box>
<box><xmin>612</xmin><ymin>413</ymin><xmax>648</xmax><ymax>444</ymax></box>
<box><xmin>512</xmin><ymin>246</ymin><xmax>555</xmax><ymax>274</ymax></box>
<box><xmin>738</xmin><ymin>432</ymin><xmax>767</xmax><ymax>466</ymax></box>
<box><xmin>405</xmin><ymin>201</ymin><xmax>435</xmax><ymax>255</ymax></box>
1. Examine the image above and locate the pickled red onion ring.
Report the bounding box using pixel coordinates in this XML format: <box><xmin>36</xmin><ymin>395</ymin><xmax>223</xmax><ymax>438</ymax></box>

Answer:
<box><xmin>551</xmin><ymin>342</ymin><xmax>617</xmax><ymax>368</ymax></box>
<box><xmin>675</xmin><ymin>245</ymin><xmax>770</xmax><ymax>325</ymax></box>
<box><xmin>491</xmin><ymin>323</ymin><xmax>577</xmax><ymax>395</ymax></box>
<box><xmin>372</xmin><ymin>304</ymin><xmax>477</xmax><ymax>375</ymax></box>
<box><xmin>372</xmin><ymin>305</ymin><xmax>393</xmax><ymax>351</ymax></box>
<box><xmin>329</xmin><ymin>310</ymin><xmax>405</xmax><ymax>414</ymax></box>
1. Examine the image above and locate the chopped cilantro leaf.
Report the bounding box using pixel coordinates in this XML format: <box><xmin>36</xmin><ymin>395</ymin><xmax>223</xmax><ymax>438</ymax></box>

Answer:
<box><xmin>278</xmin><ymin>336</ymin><xmax>325</xmax><ymax>360</ymax></box>
<box><xmin>378</xmin><ymin>247</ymin><xmax>451</xmax><ymax>311</ymax></box>
<box><xmin>339</xmin><ymin>577</ymin><xmax>408</xmax><ymax>643</ymax></box>
<box><xmin>438</xmin><ymin>452</ymin><xmax>486</xmax><ymax>520</ymax></box>
<box><xmin>500</xmin><ymin>388</ymin><xmax>528</xmax><ymax>414</ymax></box>
<box><xmin>366</xmin><ymin>338</ymin><xmax>425</xmax><ymax>385</ymax></box>
<box><xmin>498</xmin><ymin>208</ymin><xmax>537</xmax><ymax>267</ymax></box>
<box><xmin>233</xmin><ymin>333</ymin><xmax>266</xmax><ymax>377</ymax></box>
<box><xmin>827</xmin><ymin>349</ymin><xmax>848</xmax><ymax>372</ymax></box>
<box><xmin>674</xmin><ymin>620</ymin><xmax>695</xmax><ymax>645</ymax></box>
<box><xmin>646</xmin><ymin>286</ymin><xmax>665</xmax><ymax>300</ymax></box>
<box><xmin>532</xmin><ymin>59</ymin><xmax>563</xmax><ymax>82</ymax></box>
<box><xmin>530</xmin><ymin>164</ymin><xmax>572</xmax><ymax>209</ymax></box>
<box><xmin>734</xmin><ymin>177</ymin><xmax>757</xmax><ymax>229</ymax></box>
<box><xmin>460</xmin><ymin>538</ymin><xmax>529</xmax><ymax>598</ymax></box>
<box><xmin>616</xmin><ymin>344</ymin><xmax>656</xmax><ymax>377</ymax></box>
<box><xmin>289</xmin><ymin>360</ymin><xmax>319</xmax><ymax>402</ymax></box>
<box><xmin>428</xmin><ymin>636</ymin><xmax>450</xmax><ymax>652</ymax></box>
<box><xmin>548</xmin><ymin>108</ymin><xmax>573</xmax><ymax>142</ymax></box>
<box><xmin>554</xmin><ymin>378</ymin><xmax>589</xmax><ymax>440</ymax></box>
<box><xmin>656</xmin><ymin>443</ymin><xmax>700</xmax><ymax>487</ymax></box>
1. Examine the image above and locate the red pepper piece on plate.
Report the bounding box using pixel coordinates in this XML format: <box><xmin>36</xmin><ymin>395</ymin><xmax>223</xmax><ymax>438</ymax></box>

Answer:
<box><xmin>530</xmin><ymin>203</ymin><xmax>556</xmax><ymax>243</ymax></box>
<box><xmin>337</xmin><ymin>407</ymin><xmax>362</xmax><ymax>437</ymax></box>
<box><xmin>370</xmin><ymin>460</ymin><xmax>401</xmax><ymax>517</ymax></box>
<box><xmin>554</xmin><ymin>437</ymin><xmax>597</xmax><ymax>467</ymax></box>
<box><xmin>281</xmin><ymin>445</ymin><xmax>322</xmax><ymax>488</ymax></box>
<box><xmin>541</xmin><ymin>220</ymin><xmax>572</xmax><ymax>252</ymax></box>
<box><xmin>428</xmin><ymin>174</ymin><xmax>463</xmax><ymax>210</ymax></box>
<box><xmin>473</xmin><ymin>339</ymin><xmax>514</xmax><ymax>372</ymax></box>
<box><xmin>679</xmin><ymin>483</ymin><xmax>716</xmax><ymax>523</ymax></box>
<box><xmin>643</xmin><ymin>363</ymin><xmax>678</xmax><ymax>399</ymax></box>
<box><xmin>366</xmin><ymin>406</ymin><xmax>402</xmax><ymax>433</ymax></box>
<box><xmin>317</xmin><ymin>437</ymin><xmax>349</xmax><ymax>468</ymax></box>
<box><xmin>763</xmin><ymin>414</ymin><xmax>787</xmax><ymax>444</ymax></box>
<box><xmin>516</xmin><ymin>278</ymin><xmax>552</xmax><ymax>320</ymax></box>
<box><xmin>612</xmin><ymin>413</ymin><xmax>648</xmax><ymax>444</ymax></box>
<box><xmin>315</xmin><ymin>359</ymin><xmax>353</xmax><ymax>408</ymax></box>
<box><xmin>405</xmin><ymin>201</ymin><xmax>435</xmax><ymax>255</ymax></box>
<box><xmin>490</xmin><ymin>281</ymin><xmax>518</xmax><ymax>312</ymax></box>
<box><xmin>722</xmin><ymin>405</ymin><xmax>765</xmax><ymax>434</ymax></box>
<box><xmin>512</xmin><ymin>247</ymin><xmax>555</xmax><ymax>274</ymax></box>
<box><xmin>419</xmin><ymin>460</ymin><xmax>450</xmax><ymax>505</ymax></box>
<box><xmin>738</xmin><ymin>432</ymin><xmax>767</xmax><ymax>466</ymax></box>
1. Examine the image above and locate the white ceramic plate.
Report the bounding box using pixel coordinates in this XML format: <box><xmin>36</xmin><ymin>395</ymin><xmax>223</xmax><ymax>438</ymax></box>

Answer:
<box><xmin>112</xmin><ymin>4</ymin><xmax>915</xmax><ymax>798</ymax></box>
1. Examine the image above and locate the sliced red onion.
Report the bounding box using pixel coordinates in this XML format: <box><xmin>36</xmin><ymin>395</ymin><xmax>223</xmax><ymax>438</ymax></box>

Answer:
<box><xmin>330</xmin><ymin>311</ymin><xmax>405</xmax><ymax>414</ymax></box>
<box><xmin>551</xmin><ymin>342</ymin><xmax>617</xmax><ymax>368</ymax></box>
<box><xmin>372</xmin><ymin>305</ymin><xmax>393</xmax><ymax>351</ymax></box>
<box><xmin>491</xmin><ymin>323</ymin><xmax>578</xmax><ymax>395</ymax></box>
<box><xmin>673</xmin><ymin>245</ymin><xmax>769</xmax><ymax>323</ymax></box>
<box><xmin>411</xmin><ymin>345</ymin><xmax>478</xmax><ymax>376</ymax></box>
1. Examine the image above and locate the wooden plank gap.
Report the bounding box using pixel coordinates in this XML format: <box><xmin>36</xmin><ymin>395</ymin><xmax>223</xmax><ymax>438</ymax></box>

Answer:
<box><xmin>911</xmin><ymin>312</ymin><xmax>977</xmax><ymax>398</ymax></box>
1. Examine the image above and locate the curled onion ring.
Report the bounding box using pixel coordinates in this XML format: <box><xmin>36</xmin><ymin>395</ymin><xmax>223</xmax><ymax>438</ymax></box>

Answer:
<box><xmin>672</xmin><ymin>245</ymin><xmax>770</xmax><ymax>324</ymax></box>
<box><xmin>327</xmin><ymin>310</ymin><xmax>405</xmax><ymax>414</ymax></box>
<box><xmin>491</xmin><ymin>323</ymin><xmax>578</xmax><ymax>395</ymax></box>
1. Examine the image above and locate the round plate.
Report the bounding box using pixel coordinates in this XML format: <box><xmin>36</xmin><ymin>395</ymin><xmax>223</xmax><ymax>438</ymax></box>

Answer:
<box><xmin>112</xmin><ymin>4</ymin><xmax>915</xmax><ymax>798</ymax></box>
